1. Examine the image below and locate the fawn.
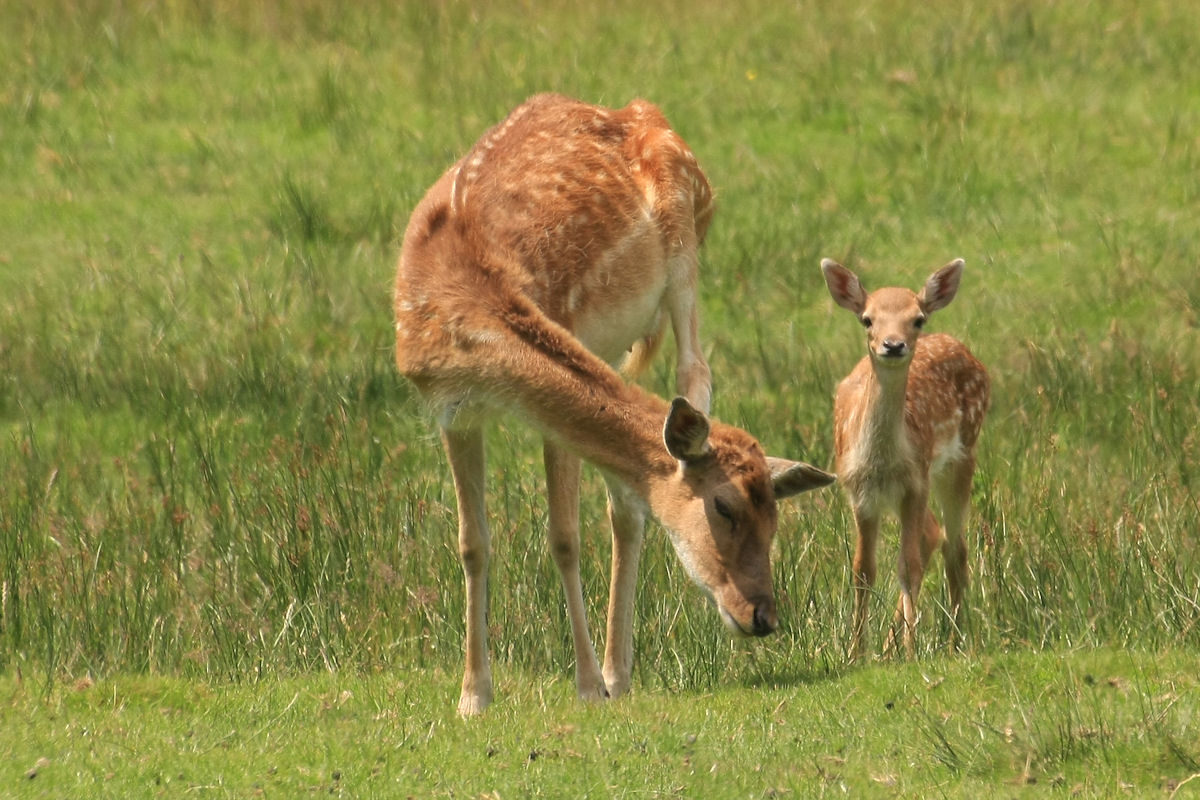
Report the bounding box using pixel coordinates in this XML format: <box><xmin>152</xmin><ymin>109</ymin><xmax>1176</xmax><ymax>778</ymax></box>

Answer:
<box><xmin>821</xmin><ymin>258</ymin><xmax>989</xmax><ymax>659</ymax></box>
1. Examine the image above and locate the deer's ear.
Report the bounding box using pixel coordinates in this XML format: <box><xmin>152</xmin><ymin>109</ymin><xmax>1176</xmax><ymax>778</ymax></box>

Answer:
<box><xmin>918</xmin><ymin>258</ymin><xmax>964</xmax><ymax>312</ymax></box>
<box><xmin>767</xmin><ymin>458</ymin><xmax>837</xmax><ymax>499</ymax></box>
<box><xmin>821</xmin><ymin>259</ymin><xmax>867</xmax><ymax>314</ymax></box>
<box><xmin>663</xmin><ymin>397</ymin><xmax>711</xmax><ymax>462</ymax></box>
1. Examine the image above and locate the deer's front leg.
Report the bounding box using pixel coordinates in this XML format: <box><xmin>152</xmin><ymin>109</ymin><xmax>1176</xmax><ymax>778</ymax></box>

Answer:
<box><xmin>544</xmin><ymin>441</ymin><xmax>607</xmax><ymax>703</ymax></box>
<box><xmin>891</xmin><ymin>497</ymin><xmax>940</xmax><ymax>658</ymax></box>
<box><xmin>601</xmin><ymin>478</ymin><xmax>647</xmax><ymax>698</ymax></box>
<box><xmin>849</xmin><ymin>508</ymin><xmax>880</xmax><ymax>662</ymax></box>
<box><xmin>442</xmin><ymin>427</ymin><xmax>493</xmax><ymax>717</ymax></box>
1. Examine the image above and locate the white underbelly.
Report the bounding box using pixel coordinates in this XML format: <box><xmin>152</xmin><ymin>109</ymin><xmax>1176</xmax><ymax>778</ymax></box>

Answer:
<box><xmin>575</xmin><ymin>303</ymin><xmax>662</xmax><ymax>365</ymax></box>
<box><xmin>570</xmin><ymin>253</ymin><xmax>667</xmax><ymax>365</ymax></box>
<box><xmin>566</xmin><ymin>213</ymin><xmax>670</xmax><ymax>364</ymax></box>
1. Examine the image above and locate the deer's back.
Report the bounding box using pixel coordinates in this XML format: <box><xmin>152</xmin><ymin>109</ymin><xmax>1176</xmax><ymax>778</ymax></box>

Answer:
<box><xmin>396</xmin><ymin>93</ymin><xmax>713</xmax><ymax>366</ymax></box>
<box><xmin>905</xmin><ymin>333</ymin><xmax>990</xmax><ymax>457</ymax></box>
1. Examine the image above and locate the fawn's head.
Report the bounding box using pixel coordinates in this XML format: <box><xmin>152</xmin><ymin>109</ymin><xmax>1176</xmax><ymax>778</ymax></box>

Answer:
<box><xmin>821</xmin><ymin>258</ymin><xmax>964</xmax><ymax>369</ymax></box>
<box><xmin>652</xmin><ymin>397</ymin><xmax>835</xmax><ymax>637</ymax></box>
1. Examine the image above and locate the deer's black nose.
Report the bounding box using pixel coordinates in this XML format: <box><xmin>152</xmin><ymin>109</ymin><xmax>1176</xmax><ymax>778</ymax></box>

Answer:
<box><xmin>751</xmin><ymin>599</ymin><xmax>778</xmax><ymax>636</ymax></box>
<box><xmin>882</xmin><ymin>338</ymin><xmax>907</xmax><ymax>357</ymax></box>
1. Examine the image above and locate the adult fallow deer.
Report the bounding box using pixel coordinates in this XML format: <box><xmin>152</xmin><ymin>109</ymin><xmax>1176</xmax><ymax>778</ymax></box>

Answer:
<box><xmin>821</xmin><ymin>258</ymin><xmax>989</xmax><ymax>660</ymax></box>
<box><xmin>395</xmin><ymin>94</ymin><xmax>834</xmax><ymax>715</ymax></box>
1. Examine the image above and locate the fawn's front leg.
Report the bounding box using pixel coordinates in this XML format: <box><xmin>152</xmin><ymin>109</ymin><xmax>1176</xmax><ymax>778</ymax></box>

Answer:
<box><xmin>849</xmin><ymin>509</ymin><xmax>881</xmax><ymax>661</ymax></box>
<box><xmin>889</xmin><ymin>498</ymin><xmax>942</xmax><ymax>658</ymax></box>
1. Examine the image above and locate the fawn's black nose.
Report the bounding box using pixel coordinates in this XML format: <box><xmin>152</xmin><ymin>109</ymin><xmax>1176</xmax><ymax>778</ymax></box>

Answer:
<box><xmin>882</xmin><ymin>338</ymin><xmax>907</xmax><ymax>358</ymax></box>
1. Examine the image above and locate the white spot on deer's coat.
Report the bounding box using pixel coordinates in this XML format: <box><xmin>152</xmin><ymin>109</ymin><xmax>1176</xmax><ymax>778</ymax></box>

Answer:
<box><xmin>931</xmin><ymin>426</ymin><xmax>966</xmax><ymax>476</ymax></box>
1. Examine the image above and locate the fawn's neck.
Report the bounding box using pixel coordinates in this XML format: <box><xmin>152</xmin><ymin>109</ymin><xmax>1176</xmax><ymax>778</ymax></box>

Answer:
<box><xmin>857</xmin><ymin>362</ymin><xmax>913</xmax><ymax>460</ymax></box>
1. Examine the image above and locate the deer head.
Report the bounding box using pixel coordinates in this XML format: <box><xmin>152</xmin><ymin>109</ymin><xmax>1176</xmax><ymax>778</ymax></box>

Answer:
<box><xmin>653</xmin><ymin>397</ymin><xmax>834</xmax><ymax>636</ymax></box>
<box><xmin>821</xmin><ymin>258</ymin><xmax>964</xmax><ymax>369</ymax></box>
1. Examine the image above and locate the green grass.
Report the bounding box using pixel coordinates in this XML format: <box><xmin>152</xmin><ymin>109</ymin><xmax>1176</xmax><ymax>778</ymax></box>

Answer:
<box><xmin>2</xmin><ymin>0</ymin><xmax>1199</xmax><ymax>795</ymax></box>
<box><xmin>3</xmin><ymin>649</ymin><xmax>1197</xmax><ymax>798</ymax></box>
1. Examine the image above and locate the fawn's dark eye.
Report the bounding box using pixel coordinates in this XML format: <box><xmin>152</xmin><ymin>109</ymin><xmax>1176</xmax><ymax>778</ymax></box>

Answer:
<box><xmin>914</xmin><ymin>315</ymin><xmax>927</xmax><ymax>329</ymax></box>
<box><xmin>860</xmin><ymin>316</ymin><xmax>873</xmax><ymax>329</ymax></box>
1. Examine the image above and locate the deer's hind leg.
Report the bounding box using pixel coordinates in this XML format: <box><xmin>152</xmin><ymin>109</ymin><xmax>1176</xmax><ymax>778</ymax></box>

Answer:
<box><xmin>602</xmin><ymin>478</ymin><xmax>647</xmax><ymax>698</ymax></box>
<box><xmin>544</xmin><ymin>441</ymin><xmax>607</xmax><ymax>703</ymax></box>
<box><xmin>934</xmin><ymin>456</ymin><xmax>975</xmax><ymax>651</ymax></box>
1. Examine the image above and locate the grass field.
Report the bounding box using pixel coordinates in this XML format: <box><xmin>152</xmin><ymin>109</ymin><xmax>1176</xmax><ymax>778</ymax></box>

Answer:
<box><xmin>2</xmin><ymin>0</ymin><xmax>1198</xmax><ymax>796</ymax></box>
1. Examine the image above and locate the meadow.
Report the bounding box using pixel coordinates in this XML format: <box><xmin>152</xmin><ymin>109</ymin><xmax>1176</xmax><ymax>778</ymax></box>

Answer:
<box><xmin>1</xmin><ymin>0</ymin><xmax>1198</xmax><ymax>796</ymax></box>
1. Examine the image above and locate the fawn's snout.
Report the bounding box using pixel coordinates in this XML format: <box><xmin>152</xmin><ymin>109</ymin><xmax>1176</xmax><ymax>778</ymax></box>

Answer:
<box><xmin>879</xmin><ymin>338</ymin><xmax>909</xmax><ymax>359</ymax></box>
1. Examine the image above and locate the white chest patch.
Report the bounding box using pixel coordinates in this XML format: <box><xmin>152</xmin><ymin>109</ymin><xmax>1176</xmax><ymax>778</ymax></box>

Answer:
<box><xmin>842</xmin><ymin>437</ymin><xmax>911</xmax><ymax>517</ymax></box>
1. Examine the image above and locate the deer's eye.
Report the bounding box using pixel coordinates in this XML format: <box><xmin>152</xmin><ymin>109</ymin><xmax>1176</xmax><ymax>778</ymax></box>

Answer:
<box><xmin>860</xmin><ymin>316</ymin><xmax>873</xmax><ymax>329</ymax></box>
<box><xmin>914</xmin><ymin>315</ymin><xmax>927</xmax><ymax>329</ymax></box>
<box><xmin>713</xmin><ymin>497</ymin><xmax>735</xmax><ymax>526</ymax></box>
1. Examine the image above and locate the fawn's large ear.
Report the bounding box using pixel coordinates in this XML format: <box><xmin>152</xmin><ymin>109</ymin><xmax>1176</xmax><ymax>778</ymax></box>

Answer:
<box><xmin>821</xmin><ymin>259</ymin><xmax>867</xmax><ymax>314</ymax></box>
<box><xmin>918</xmin><ymin>258</ymin><xmax>964</xmax><ymax>312</ymax></box>
<box><xmin>664</xmin><ymin>396</ymin><xmax>711</xmax><ymax>462</ymax></box>
<box><xmin>767</xmin><ymin>458</ymin><xmax>837</xmax><ymax>499</ymax></box>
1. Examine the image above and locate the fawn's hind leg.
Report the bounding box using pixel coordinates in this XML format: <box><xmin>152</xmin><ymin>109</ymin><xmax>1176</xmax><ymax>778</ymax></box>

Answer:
<box><xmin>935</xmin><ymin>457</ymin><xmax>975</xmax><ymax>650</ymax></box>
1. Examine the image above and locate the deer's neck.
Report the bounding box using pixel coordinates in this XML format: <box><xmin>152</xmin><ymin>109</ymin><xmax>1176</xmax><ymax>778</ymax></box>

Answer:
<box><xmin>430</xmin><ymin>267</ymin><xmax>676</xmax><ymax>495</ymax></box>
<box><xmin>396</xmin><ymin>207</ymin><xmax>680</xmax><ymax>497</ymax></box>
<box><xmin>502</xmin><ymin>335</ymin><xmax>674</xmax><ymax>494</ymax></box>
<box><xmin>854</xmin><ymin>363</ymin><xmax>912</xmax><ymax>462</ymax></box>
